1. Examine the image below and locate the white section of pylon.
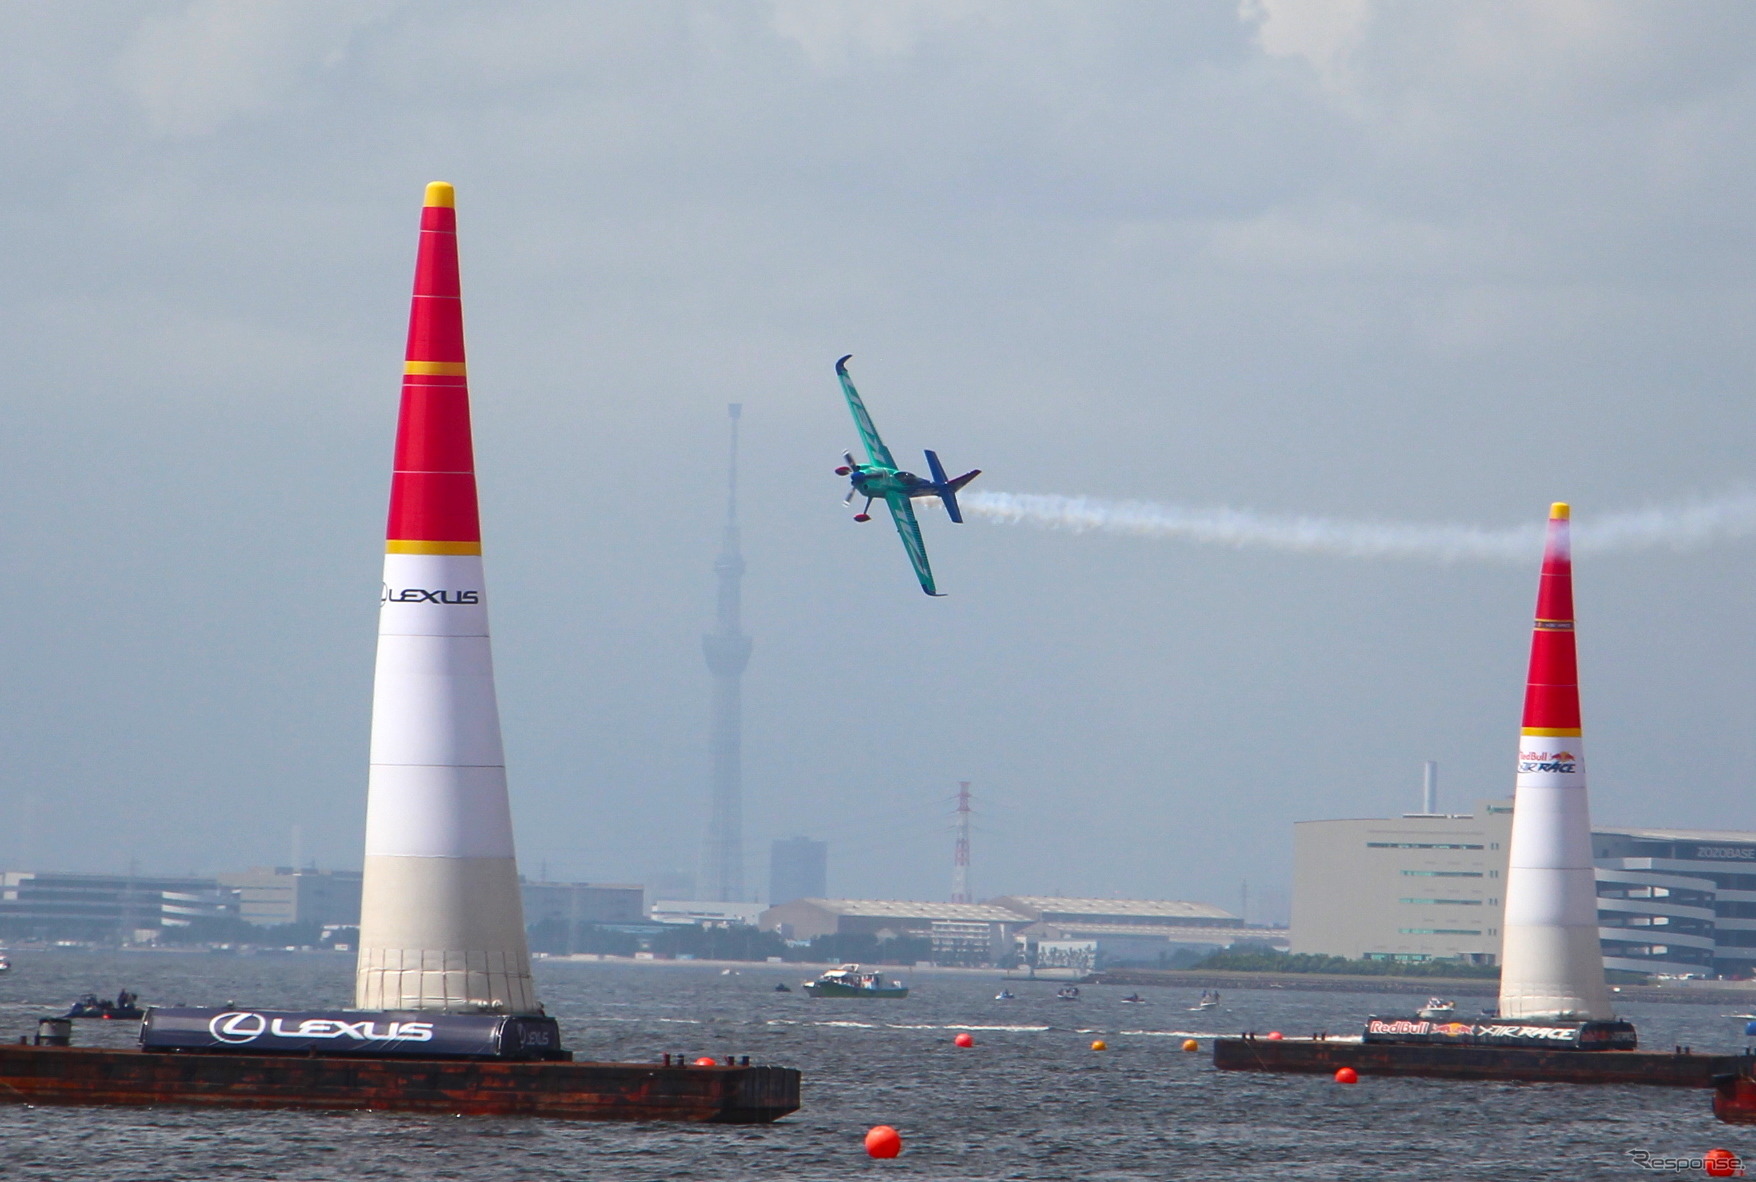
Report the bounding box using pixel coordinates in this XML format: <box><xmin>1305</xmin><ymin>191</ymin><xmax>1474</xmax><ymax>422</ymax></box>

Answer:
<box><xmin>1497</xmin><ymin>733</ymin><xmax>1612</xmax><ymax>1021</ymax></box>
<box><xmin>355</xmin><ymin>551</ymin><xmax>536</xmax><ymax>1013</ymax></box>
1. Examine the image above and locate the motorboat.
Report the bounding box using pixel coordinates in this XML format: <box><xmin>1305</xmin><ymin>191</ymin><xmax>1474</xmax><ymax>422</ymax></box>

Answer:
<box><xmin>1120</xmin><ymin>993</ymin><xmax>1146</xmax><ymax>1004</ymax></box>
<box><xmin>994</xmin><ymin>989</ymin><xmax>1016</xmax><ymax>1001</ymax></box>
<box><xmin>1417</xmin><ymin>997</ymin><xmax>1457</xmax><ymax>1020</ymax></box>
<box><xmin>1191</xmin><ymin>989</ymin><xmax>1221</xmax><ymax>1011</ymax></box>
<box><xmin>773</xmin><ymin>983</ymin><xmax>792</xmax><ymax>992</ymax></box>
<box><xmin>802</xmin><ymin>965</ymin><xmax>908</xmax><ymax>999</ymax></box>
<box><xmin>1055</xmin><ymin>986</ymin><xmax>1081</xmax><ymax>1001</ymax></box>
<box><xmin>64</xmin><ymin>990</ymin><xmax>144</xmax><ymax>1020</ymax></box>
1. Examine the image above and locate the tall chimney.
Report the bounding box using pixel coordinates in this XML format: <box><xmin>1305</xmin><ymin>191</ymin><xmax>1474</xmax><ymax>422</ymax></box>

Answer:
<box><xmin>1496</xmin><ymin>503</ymin><xmax>1610</xmax><ymax>1021</ymax></box>
<box><xmin>354</xmin><ymin>183</ymin><xmax>537</xmax><ymax>1014</ymax></box>
<box><xmin>1422</xmin><ymin>761</ymin><xmax>1438</xmax><ymax>815</ymax></box>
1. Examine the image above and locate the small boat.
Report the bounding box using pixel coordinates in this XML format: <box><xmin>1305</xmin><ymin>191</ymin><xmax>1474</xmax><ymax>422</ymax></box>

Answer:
<box><xmin>1055</xmin><ymin>986</ymin><xmax>1081</xmax><ymax>1001</ymax></box>
<box><xmin>0</xmin><ymin>953</ymin><xmax>10</xmax><ymax>974</ymax></box>
<box><xmin>1191</xmin><ymin>989</ymin><xmax>1220</xmax><ymax>1011</ymax></box>
<box><xmin>994</xmin><ymin>989</ymin><xmax>1016</xmax><ymax>1001</ymax></box>
<box><xmin>774</xmin><ymin>983</ymin><xmax>792</xmax><ymax>992</ymax></box>
<box><xmin>1120</xmin><ymin>993</ymin><xmax>1146</xmax><ymax>1004</ymax></box>
<box><xmin>64</xmin><ymin>990</ymin><xmax>144</xmax><ymax>1020</ymax></box>
<box><xmin>1417</xmin><ymin>997</ymin><xmax>1457</xmax><ymax>1020</ymax></box>
<box><xmin>802</xmin><ymin>965</ymin><xmax>908</xmax><ymax>999</ymax></box>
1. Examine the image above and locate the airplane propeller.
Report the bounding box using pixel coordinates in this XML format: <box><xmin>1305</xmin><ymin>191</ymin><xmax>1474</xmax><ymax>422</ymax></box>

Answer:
<box><xmin>838</xmin><ymin>450</ymin><xmax>874</xmax><ymax>519</ymax></box>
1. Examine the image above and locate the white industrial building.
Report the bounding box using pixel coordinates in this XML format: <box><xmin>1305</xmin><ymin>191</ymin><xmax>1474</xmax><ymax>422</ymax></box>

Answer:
<box><xmin>759</xmin><ymin>895</ymin><xmax>1281</xmax><ymax>969</ymax></box>
<box><xmin>649</xmin><ymin>900</ymin><xmax>768</xmax><ymax>927</ymax></box>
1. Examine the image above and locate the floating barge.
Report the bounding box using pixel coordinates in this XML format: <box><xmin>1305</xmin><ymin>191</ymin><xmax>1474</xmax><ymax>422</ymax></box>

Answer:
<box><xmin>0</xmin><ymin>1043</ymin><xmax>800</xmax><ymax>1122</ymax></box>
<box><xmin>0</xmin><ymin>1008</ymin><xmax>800</xmax><ymax>1123</ymax></box>
<box><xmin>1215</xmin><ymin>1036</ymin><xmax>1739</xmax><ymax>1088</ymax></box>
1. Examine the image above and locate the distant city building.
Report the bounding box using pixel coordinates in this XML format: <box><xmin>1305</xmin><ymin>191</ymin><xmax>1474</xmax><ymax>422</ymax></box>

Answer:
<box><xmin>1592</xmin><ymin>827</ymin><xmax>1756</xmax><ymax>978</ymax></box>
<box><xmin>521</xmin><ymin>881</ymin><xmax>645</xmax><ymax>929</ymax></box>
<box><xmin>648</xmin><ymin>900</ymin><xmax>767</xmax><ymax>927</ymax></box>
<box><xmin>216</xmin><ymin>868</ymin><xmax>363</xmax><ymax>928</ymax></box>
<box><xmin>1294</xmin><ymin>802</ymin><xmax>1756</xmax><ymax>977</ymax></box>
<box><xmin>647</xmin><ymin>868</ymin><xmax>696</xmax><ymax>902</ymax></box>
<box><xmin>769</xmin><ymin>837</ymin><xmax>826</xmax><ymax>906</ymax></box>
<box><xmin>0</xmin><ymin>871</ymin><xmax>238</xmax><ymax>941</ymax></box>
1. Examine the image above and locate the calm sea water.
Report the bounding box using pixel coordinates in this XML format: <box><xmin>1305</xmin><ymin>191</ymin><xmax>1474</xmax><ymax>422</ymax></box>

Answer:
<box><xmin>0</xmin><ymin>952</ymin><xmax>1748</xmax><ymax>1180</ymax></box>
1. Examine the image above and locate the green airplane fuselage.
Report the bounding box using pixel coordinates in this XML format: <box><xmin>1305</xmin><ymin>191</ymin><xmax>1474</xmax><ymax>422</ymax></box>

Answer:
<box><xmin>847</xmin><ymin>464</ymin><xmax>935</xmax><ymax>500</ymax></box>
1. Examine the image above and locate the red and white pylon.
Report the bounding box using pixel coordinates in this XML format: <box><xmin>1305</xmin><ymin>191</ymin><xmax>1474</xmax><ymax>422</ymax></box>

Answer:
<box><xmin>354</xmin><ymin>183</ymin><xmax>537</xmax><ymax>1014</ymax></box>
<box><xmin>1497</xmin><ymin>503</ymin><xmax>1611</xmax><ymax>1021</ymax></box>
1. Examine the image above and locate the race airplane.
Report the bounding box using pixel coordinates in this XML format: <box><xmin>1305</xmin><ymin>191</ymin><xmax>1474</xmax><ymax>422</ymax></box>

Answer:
<box><xmin>833</xmin><ymin>355</ymin><xmax>980</xmax><ymax>596</ymax></box>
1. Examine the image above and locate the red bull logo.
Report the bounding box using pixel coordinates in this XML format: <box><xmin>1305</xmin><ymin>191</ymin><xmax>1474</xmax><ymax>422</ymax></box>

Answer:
<box><xmin>1519</xmin><ymin>748</ymin><xmax>1578</xmax><ymax>774</ymax></box>
<box><xmin>1366</xmin><ymin>1019</ymin><xmax>1429</xmax><ymax>1035</ymax></box>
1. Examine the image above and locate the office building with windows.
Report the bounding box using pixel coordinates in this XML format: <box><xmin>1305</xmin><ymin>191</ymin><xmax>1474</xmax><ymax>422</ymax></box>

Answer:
<box><xmin>0</xmin><ymin>871</ymin><xmax>239</xmax><ymax>941</ymax></box>
<box><xmin>1292</xmin><ymin>802</ymin><xmax>1512</xmax><ymax>966</ymax></box>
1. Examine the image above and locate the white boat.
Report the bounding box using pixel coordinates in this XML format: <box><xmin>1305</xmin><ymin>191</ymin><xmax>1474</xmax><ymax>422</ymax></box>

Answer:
<box><xmin>1191</xmin><ymin>989</ymin><xmax>1220</xmax><ymax>1011</ymax></box>
<box><xmin>0</xmin><ymin>953</ymin><xmax>9</xmax><ymax>973</ymax></box>
<box><xmin>802</xmin><ymin>965</ymin><xmax>908</xmax><ymax>999</ymax></box>
<box><xmin>994</xmin><ymin>989</ymin><xmax>1016</xmax><ymax>1001</ymax></box>
<box><xmin>1417</xmin><ymin>997</ymin><xmax>1457</xmax><ymax>1020</ymax></box>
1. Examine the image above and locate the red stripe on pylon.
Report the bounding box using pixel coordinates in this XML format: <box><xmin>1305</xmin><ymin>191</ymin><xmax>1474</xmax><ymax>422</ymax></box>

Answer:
<box><xmin>1520</xmin><ymin>506</ymin><xmax>1581</xmax><ymax>733</ymax></box>
<box><xmin>387</xmin><ymin>184</ymin><xmax>481</xmax><ymax>544</ymax></box>
<box><xmin>388</xmin><ymin>472</ymin><xmax>481</xmax><ymax>543</ymax></box>
<box><xmin>393</xmin><ymin>383</ymin><xmax>475</xmax><ymax>473</ymax></box>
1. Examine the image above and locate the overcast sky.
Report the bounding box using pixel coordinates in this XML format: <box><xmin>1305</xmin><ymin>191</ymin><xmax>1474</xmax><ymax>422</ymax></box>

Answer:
<box><xmin>6</xmin><ymin>1</ymin><xmax>1756</xmax><ymax>921</ymax></box>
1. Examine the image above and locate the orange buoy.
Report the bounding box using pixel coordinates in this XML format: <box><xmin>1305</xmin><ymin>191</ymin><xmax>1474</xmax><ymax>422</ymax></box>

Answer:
<box><xmin>1181</xmin><ymin>1038</ymin><xmax>1199</xmax><ymax>1052</ymax></box>
<box><xmin>1334</xmin><ymin>1067</ymin><xmax>1358</xmax><ymax>1084</ymax></box>
<box><xmin>953</xmin><ymin>1032</ymin><xmax>975</xmax><ymax>1048</ymax></box>
<box><xmin>1266</xmin><ymin>1031</ymin><xmax>1284</xmax><ymax>1040</ymax></box>
<box><xmin>1704</xmin><ymin>1148</ymin><xmax>1741</xmax><ymax>1178</ymax></box>
<box><xmin>864</xmin><ymin>1125</ymin><xmax>902</xmax><ymax>1158</ymax></box>
<box><xmin>1090</xmin><ymin>1039</ymin><xmax>1107</xmax><ymax>1051</ymax></box>
<box><xmin>692</xmin><ymin>1056</ymin><xmax>716</xmax><ymax>1066</ymax></box>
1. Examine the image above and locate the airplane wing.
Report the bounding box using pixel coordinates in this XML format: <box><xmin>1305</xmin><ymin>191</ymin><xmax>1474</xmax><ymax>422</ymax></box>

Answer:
<box><xmin>884</xmin><ymin>492</ymin><xmax>942</xmax><ymax>596</ymax></box>
<box><xmin>835</xmin><ymin>355</ymin><xmax>896</xmax><ymax>469</ymax></box>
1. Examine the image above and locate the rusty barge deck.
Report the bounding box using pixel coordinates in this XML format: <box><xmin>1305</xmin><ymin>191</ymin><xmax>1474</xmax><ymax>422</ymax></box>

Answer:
<box><xmin>1214</xmin><ymin>1037</ymin><xmax>1742</xmax><ymax>1087</ymax></box>
<box><xmin>0</xmin><ymin>1044</ymin><xmax>800</xmax><ymax>1122</ymax></box>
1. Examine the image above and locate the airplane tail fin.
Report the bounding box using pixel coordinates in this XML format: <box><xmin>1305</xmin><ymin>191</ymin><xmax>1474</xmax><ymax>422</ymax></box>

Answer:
<box><xmin>924</xmin><ymin>450</ymin><xmax>980</xmax><ymax>524</ymax></box>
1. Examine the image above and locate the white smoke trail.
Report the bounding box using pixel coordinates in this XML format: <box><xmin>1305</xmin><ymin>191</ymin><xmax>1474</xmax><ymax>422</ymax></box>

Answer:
<box><xmin>959</xmin><ymin>489</ymin><xmax>1756</xmax><ymax>563</ymax></box>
